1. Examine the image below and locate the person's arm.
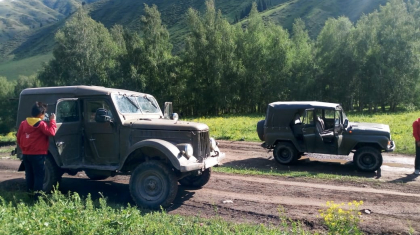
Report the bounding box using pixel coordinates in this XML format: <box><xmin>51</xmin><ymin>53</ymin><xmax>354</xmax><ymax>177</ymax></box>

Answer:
<box><xmin>39</xmin><ymin>116</ymin><xmax>57</xmax><ymax>137</ymax></box>
<box><xmin>16</xmin><ymin>122</ymin><xmax>23</xmax><ymax>147</ymax></box>
<box><xmin>413</xmin><ymin>121</ymin><xmax>420</xmax><ymax>142</ymax></box>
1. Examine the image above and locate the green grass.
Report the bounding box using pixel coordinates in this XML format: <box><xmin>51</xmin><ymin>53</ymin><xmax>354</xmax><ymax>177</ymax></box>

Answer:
<box><xmin>0</xmin><ymin>190</ymin><xmax>311</xmax><ymax>235</ymax></box>
<box><xmin>189</xmin><ymin>111</ymin><xmax>420</xmax><ymax>155</ymax></box>
<box><xmin>214</xmin><ymin>166</ymin><xmax>376</xmax><ymax>183</ymax></box>
<box><xmin>0</xmin><ymin>53</ymin><xmax>53</xmax><ymax>80</ymax></box>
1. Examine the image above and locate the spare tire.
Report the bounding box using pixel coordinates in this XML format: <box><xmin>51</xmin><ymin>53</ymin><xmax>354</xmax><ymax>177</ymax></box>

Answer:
<box><xmin>257</xmin><ymin>119</ymin><xmax>265</xmax><ymax>141</ymax></box>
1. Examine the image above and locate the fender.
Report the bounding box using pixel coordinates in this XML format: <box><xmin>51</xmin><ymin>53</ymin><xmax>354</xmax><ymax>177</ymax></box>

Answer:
<box><xmin>122</xmin><ymin>139</ymin><xmax>182</xmax><ymax>170</ymax></box>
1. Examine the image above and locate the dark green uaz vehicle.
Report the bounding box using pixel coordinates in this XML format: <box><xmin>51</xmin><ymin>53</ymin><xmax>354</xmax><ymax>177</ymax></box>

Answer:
<box><xmin>257</xmin><ymin>102</ymin><xmax>395</xmax><ymax>172</ymax></box>
<box><xmin>13</xmin><ymin>86</ymin><xmax>225</xmax><ymax>209</ymax></box>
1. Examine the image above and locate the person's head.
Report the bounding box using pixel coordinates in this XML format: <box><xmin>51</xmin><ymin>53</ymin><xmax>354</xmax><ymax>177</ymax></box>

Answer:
<box><xmin>31</xmin><ymin>101</ymin><xmax>47</xmax><ymax>118</ymax></box>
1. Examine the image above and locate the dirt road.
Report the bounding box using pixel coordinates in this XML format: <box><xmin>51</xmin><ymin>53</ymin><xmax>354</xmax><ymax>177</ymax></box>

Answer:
<box><xmin>1</xmin><ymin>141</ymin><xmax>420</xmax><ymax>234</ymax></box>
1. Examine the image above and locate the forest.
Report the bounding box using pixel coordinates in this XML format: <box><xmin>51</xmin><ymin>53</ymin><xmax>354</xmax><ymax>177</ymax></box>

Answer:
<box><xmin>0</xmin><ymin>0</ymin><xmax>419</xmax><ymax>133</ymax></box>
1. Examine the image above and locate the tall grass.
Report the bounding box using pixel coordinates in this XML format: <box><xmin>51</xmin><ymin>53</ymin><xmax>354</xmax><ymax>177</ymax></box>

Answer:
<box><xmin>0</xmin><ymin>190</ymin><xmax>312</xmax><ymax>235</ymax></box>
<box><xmin>190</xmin><ymin>111</ymin><xmax>420</xmax><ymax>155</ymax></box>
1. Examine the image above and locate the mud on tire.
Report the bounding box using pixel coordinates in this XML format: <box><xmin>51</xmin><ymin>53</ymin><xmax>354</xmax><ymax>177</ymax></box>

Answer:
<box><xmin>353</xmin><ymin>146</ymin><xmax>383</xmax><ymax>172</ymax></box>
<box><xmin>273</xmin><ymin>142</ymin><xmax>298</xmax><ymax>165</ymax></box>
<box><xmin>43</xmin><ymin>155</ymin><xmax>62</xmax><ymax>192</ymax></box>
<box><xmin>129</xmin><ymin>160</ymin><xmax>178</xmax><ymax>209</ymax></box>
<box><xmin>179</xmin><ymin>168</ymin><xmax>211</xmax><ymax>188</ymax></box>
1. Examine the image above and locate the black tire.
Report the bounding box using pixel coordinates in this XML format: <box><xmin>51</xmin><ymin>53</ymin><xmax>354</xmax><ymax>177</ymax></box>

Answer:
<box><xmin>43</xmin><ymin>156</ymin><xmax>62</xmax><ymax>192</ymax></box>
<box><xmin>353</xmin><ymin>147</ymin><xmax>382</xmax><ymax>172</ymax></box>
<box><xmin>257</xmin><ymin>120</ymin><xmax>265</xmax><ymax>141</ymax></box>
<box><xmin>85</xmin><ymin>170</ymin><xmax>109</xmax><ymax>181</ymax></box>
<box><xmin>273</xmin><ymin>142</ymin><xmax>298</xmax><ymax>165</ymax></box>
<box><xmin>129</xmin><ymin>161</ymin><xmax>178</xmax><ymax>209</ymax></box>
<box><xmin>179</xmin><ymin>168</ymin><xmax>211</xmax><ymax>188</ymax></box>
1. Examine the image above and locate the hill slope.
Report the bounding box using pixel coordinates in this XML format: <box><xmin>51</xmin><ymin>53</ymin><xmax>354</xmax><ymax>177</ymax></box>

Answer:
<box><xmin>0</xmin><ymin>0</ymin><xmax>99</xmax><ymax>62</ymax></box>
<box><xmin>0</xmin><ymin>0</ymin><xmax>389</xmax><ymax>80</ymax></box>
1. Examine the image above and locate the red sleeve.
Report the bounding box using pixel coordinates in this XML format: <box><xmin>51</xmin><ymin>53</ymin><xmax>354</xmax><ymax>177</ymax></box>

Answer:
<box><xmin>39</xmin><ymin>119</ymin><xmax>57</xmax><ymax>137</ymax></box>
<box><xmin>413</xmin><ymin>120</ymin><xmax>420</xmax><ymax>142</ymax></box>
<box><xmin>16</xmin><ymin>121</ymin><xmax>23</xmax><ymax>147</ymax></box>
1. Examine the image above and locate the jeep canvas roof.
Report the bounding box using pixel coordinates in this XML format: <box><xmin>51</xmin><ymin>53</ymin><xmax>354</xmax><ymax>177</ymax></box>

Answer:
<box><xmin>268</xmin><ymin>101</ymin><xmax>341</xmax><ymax>110</ymax></box>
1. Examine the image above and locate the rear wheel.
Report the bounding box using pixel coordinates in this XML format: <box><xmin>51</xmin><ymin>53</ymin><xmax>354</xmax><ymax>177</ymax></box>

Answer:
<box><xmin>43</xmin><ymin>156</ymin><xmax>62</xmax><ymax>192</ymax></box>
<box><xmin>273</xmin><ymin>142</ymin><xmax>298</xmax><ymax>165</ymax></box>
<box><xmin>179</xmin><ymin>168</ymin><xmax>211</xmax><ymax>188</ymax></box>
<box><xmin>129</xmin><ymin>161</ymin><xmax>178</xmax><ymax>209</ymax></box>
<box><xmin>354</xmin><ymin>147</ymin><xmax>382</xmax><ymax>172</ymax></box>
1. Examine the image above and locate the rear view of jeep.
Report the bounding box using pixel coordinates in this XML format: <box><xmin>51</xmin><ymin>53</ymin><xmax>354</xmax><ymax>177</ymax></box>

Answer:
<box><xmin>257</xmin><ymin>101</ymin><xmax>395</xmax><ymax>172</ymax></box>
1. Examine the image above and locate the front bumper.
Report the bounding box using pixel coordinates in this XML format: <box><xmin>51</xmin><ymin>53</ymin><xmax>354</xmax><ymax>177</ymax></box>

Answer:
<box><xmin>385</xmin><ymin>140</ymin><xmax>395</xmax><ymax>152</ymax></box>
<box><xmin>179</xmin><ymin>151</ymin><xmax>225</xmax><ymax>172</ymax></box>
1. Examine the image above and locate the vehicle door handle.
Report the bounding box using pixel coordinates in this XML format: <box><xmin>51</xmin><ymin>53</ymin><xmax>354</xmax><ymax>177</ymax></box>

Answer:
<box><xmin>302</xmin><ymin>128</ymin><xmax>306</xmax><ymax>133</ymax></box>
<box><xmin>89</xmin><ymin>138</ymin><xmax>95</xmax><ymax>141</ymax></box>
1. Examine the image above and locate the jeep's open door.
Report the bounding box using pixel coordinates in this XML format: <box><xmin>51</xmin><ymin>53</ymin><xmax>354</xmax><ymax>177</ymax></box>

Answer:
<box><xmin>83</xmin><ymin>99</ymin><xmax>119</xmax><ymax>166</ymax></box>
<box><xmin>302</xmin><ymin>109</ymin><xmax>316</xmax><ymax>152</ymax></box>
<box><xmin>54</xmin><ymin>98</ymin><xmax>82</xmax><ymax>166</ymax></box>
<box><xmin>334</xmin><ymin>109</ymin><xmax>344</xmax><ymax>154</ymax></box>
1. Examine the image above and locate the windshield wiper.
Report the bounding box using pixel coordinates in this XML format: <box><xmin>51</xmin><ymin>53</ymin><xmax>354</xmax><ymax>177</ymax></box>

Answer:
<box><xmin>123</xmin><ymin>94</ymin><xmax>139</xmax><ymax>110</ymax></box>
<box><xmin>143</xmin><ymin>95</ymin><xmax>158</xmax><ymax>109</ymax></box>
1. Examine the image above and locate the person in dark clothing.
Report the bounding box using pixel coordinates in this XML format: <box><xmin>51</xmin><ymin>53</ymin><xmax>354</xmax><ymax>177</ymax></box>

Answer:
<box><xmin>412</xmin><ymin>118</ymin><xmax>420</xmax><ymax>175</ymax></box>
<box><xmin>16</xmin><ymin>102</ymin><xmax>56</xmax><ymax>198</ymax></box>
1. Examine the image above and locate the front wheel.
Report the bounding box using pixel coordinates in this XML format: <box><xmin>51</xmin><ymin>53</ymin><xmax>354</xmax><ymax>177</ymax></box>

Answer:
<box><xmin>273</xmin><ymin>142</ymin><xmax>298</xmax><ymax>165</ymax></box>
<box><xmin>179</xmin><ymin>168</ymin><xmax>211</xmax><ymax>188</ymax></box>
<box><xmin>129</xmin><ymin>161</ymin><xmax>178</xmax><ymax>209</ymax></box>
<box><xmin>353</xmin><ymin>147</ymin><xmax>382</xmax><ymax>172</ymax></box>
<box><xmin>43</xmin><ymin>156</ymin><xmax>62</xmax><ymax>192</ymax></box>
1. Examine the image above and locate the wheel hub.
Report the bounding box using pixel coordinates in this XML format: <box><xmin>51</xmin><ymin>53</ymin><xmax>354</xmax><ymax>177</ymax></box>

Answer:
<box><xmin>137</xmin><ymin>174</ymin><xmax>164</xmax><ymax>200</ymax></box>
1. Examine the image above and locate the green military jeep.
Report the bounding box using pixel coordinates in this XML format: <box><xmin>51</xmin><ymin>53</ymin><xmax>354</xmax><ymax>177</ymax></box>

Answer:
<box><xmin>14</xmin><ymin>86</ymin><xmax>224</xmax><ymax>209</ymax></box>
<box><xmin>257</xmin><ymin>102</ymin><xmax>395</xmax><ymax>172</ymax></box>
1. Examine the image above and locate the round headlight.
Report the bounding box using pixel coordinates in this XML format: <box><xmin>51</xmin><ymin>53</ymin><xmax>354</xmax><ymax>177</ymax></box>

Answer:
<box><xmin>210</xmin><ymin>137</ymin><xmax>217</xmax><ymax>151</ymax></box>
<box><xmin>172</xmin><ymin>113</ymin><xmax>179</xmax><ymax>122</ymax></box>
<box><xmin>184</xmin><ymin>144</ymin><xmax>193</xmax><ymax>158</ymax></box>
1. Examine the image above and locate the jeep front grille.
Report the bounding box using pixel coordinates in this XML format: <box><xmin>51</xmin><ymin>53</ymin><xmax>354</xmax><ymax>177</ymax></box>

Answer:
<box><xmin>200</xmin><ymin>131</ymin><xmax>210</xmax><ymax>158</ymax></box>
<box><xmin>194</xmin><ymin>131</ymin><xmax>210</xmax><ymax>160</ymax></box>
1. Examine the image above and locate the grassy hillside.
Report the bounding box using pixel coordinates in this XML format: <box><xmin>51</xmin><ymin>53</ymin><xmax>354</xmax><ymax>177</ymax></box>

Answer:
<box><xmin>0</xmin><ymin>0</ymin><xmax>99</xmax><ymax>62</ymax></box>
<box><xmin>0</xmin><ymin>53</ymin><xmax>53</xmax><ymax>80</ymax></box>
<box><xmin>260</xmin><ymin>0</ymin><xmax>388</xmax><ymax>38</ymax></box>
<box><xmin>0</xmin><ymin>0</ymin><xmax>390</xmax><ymax>80</ymax></box>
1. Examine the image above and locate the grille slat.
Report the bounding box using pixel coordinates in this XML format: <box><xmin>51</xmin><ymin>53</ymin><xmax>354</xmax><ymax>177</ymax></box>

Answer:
<box><xmin>200</xmin><ymin>132</ymin><xmax>210</xmax><ymax>158</ymax></box>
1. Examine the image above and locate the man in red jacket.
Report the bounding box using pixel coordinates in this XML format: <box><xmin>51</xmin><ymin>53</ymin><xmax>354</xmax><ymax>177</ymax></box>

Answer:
<box><xmin>17</xmin><ymin>102</ymin><xmax>56</xmax><ymax>198</ymax></box>
<box><xmin>413</xmin><ymin>117</ymin><xmax>420</xmax><ymax>175</ymax></box>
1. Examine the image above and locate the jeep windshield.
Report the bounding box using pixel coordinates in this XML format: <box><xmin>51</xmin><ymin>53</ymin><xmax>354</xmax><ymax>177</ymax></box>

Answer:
<box><xmin>112</xmin><ymin>94</ymin><xmax>161</xmax><ymax>114</ymax></box>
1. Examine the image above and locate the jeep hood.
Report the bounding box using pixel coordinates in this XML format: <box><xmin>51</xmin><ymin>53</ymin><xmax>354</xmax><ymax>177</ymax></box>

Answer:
<box><xmin>124</xmin><ymin>118</ymin><xmax>209</xmax><ymax>131</ymax></box>
<box><xmin>349</xmin><ymin>122</ymin><xmax>390</xmax><ymax>136</ymax></box>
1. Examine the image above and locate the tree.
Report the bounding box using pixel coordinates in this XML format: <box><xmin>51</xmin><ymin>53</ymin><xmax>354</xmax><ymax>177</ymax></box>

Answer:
<box><xmin>182</xmin><ymin>0</ymin><xmax>243</xmax><ymax>115</ymax></box>
<box><xmin>315</xmin><ymin>16</ymin><xmax>357</xmax><ymax>108</ymax></box>
<box><xmin>289</xmin><ymin>18</ymin><xmax>315</xmax><ymax>101</ymax></box>
<box><xmin>38</xmin><ymin>9</ymin><xmax>118</xmax><ymax>87</ymax></box>
<box><xmin>0</xmin><ymin>77</ymin><xmax>17</xmax><ymax>133</ymax></box>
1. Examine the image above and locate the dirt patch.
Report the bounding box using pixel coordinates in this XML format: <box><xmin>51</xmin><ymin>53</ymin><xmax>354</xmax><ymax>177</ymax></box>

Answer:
<box><xmin>0</xmin><ymin>141</ymin><xmax>419</xmax><ymax>234</ymax></box>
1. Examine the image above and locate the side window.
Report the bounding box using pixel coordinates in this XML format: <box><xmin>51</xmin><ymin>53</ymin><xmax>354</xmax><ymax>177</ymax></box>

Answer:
<box><xmin>86</xmin><ymin>100</ymin><xmax>114</xmax><ymax>122</ymax></box>
<box><xmin>302</xmin><ymin>110</ymin><xmax>314</xmax><ymax>125</ymax></box>
<box><xmin>56</xmin><ymin>100</ymin><xmax>79</xmax><ymax>123</ymax></box>
<box><xmin>335</xmin><ymin>110</ymin><xmax>342</xmax><ymax>126</ymax></box>
<box><xmin>325</xmin><ymin>110</ymin><xmax>334</xmax><ymax>119</ymax></box>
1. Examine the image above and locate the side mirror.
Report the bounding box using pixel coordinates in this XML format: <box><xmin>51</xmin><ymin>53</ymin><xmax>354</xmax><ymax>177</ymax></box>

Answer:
<box><xmin>95</xmin><ymin>108</ymin><xmax>111</xmax><ymax>123</ymax></box>
<box><xmin>164</xmin><ymin>102</ymin><xmax>173</xmax><ymax>119</ymax></box>
<box><xmin>343</xmin><ymin>119</ymin><xmax>349</xmax><ymax>128</ymax></box>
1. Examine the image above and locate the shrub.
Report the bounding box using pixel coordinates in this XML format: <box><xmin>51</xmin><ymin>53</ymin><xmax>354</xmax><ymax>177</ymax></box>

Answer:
<box><xmin>318</xmin><ymin>201</ymin><xmax>363</xmax><ymax>235</ymax></box>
